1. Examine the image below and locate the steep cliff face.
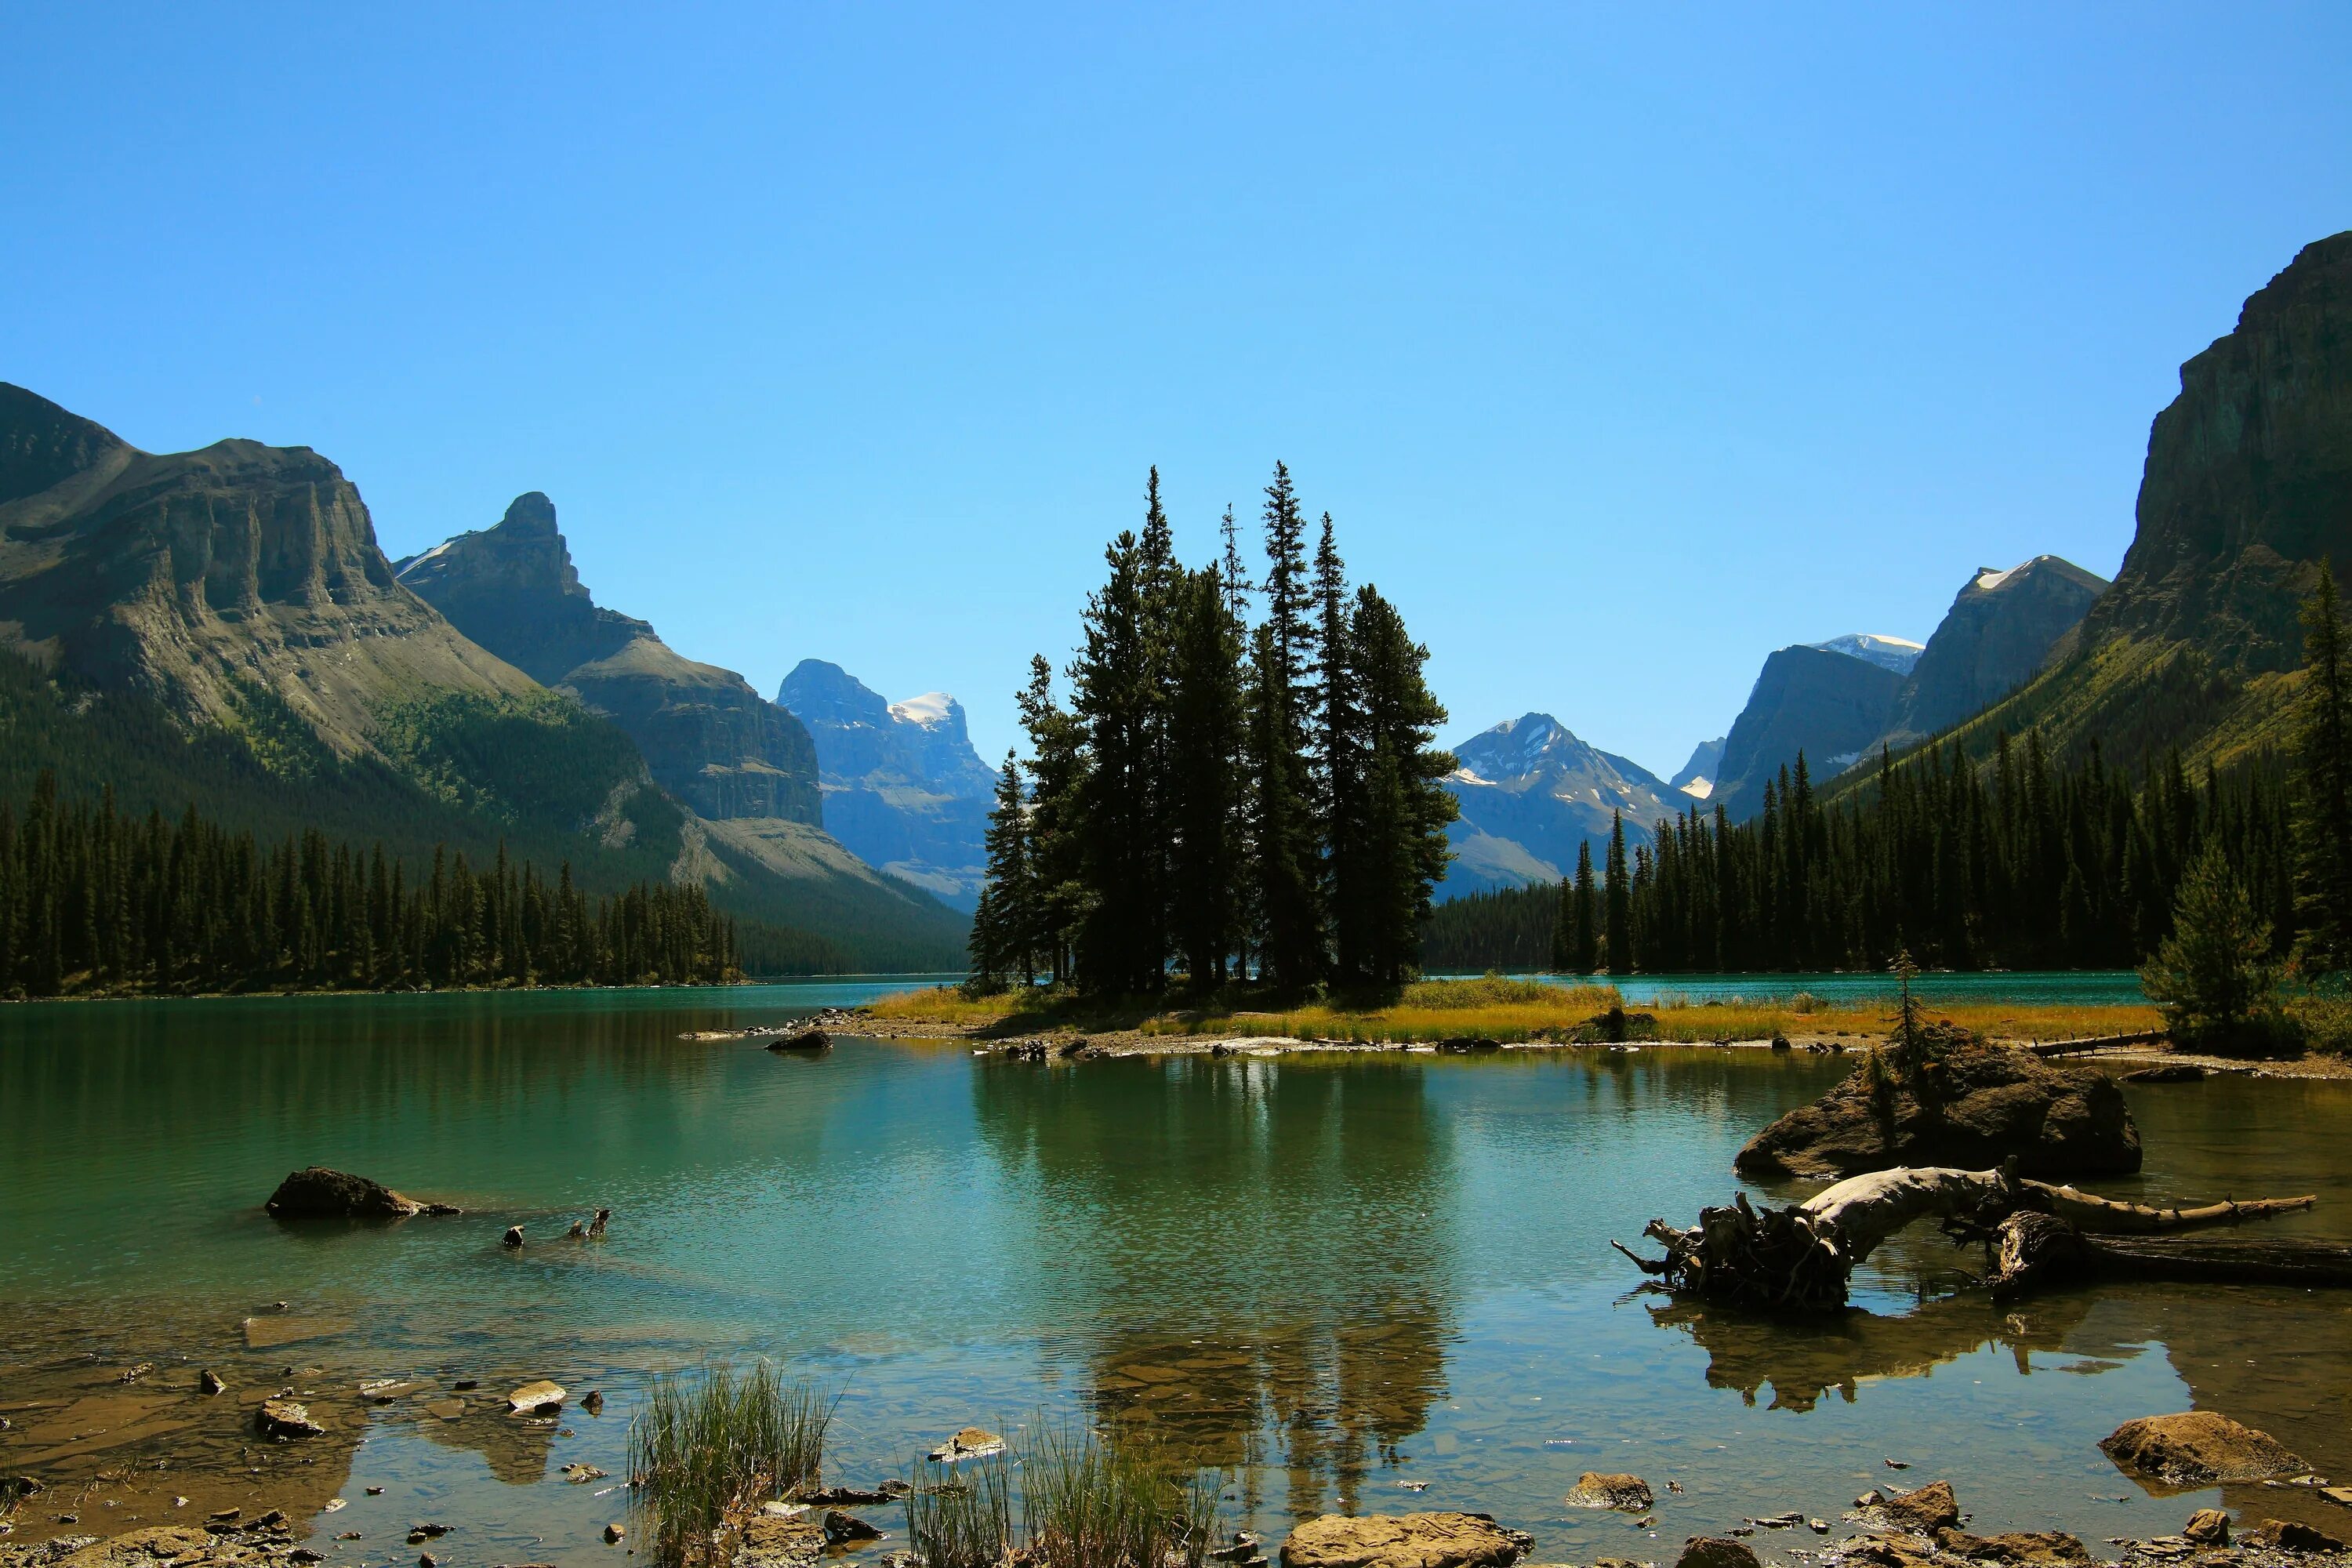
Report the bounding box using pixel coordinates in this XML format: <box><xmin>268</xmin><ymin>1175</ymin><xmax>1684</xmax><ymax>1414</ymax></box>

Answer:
<box><xmin>0</xmin><ymin>384</ymin><xmax>540</xmax><ymax>758</ymax></box>
<box><xmin>1933</xmin><ymin>231</ymin><xmax>2352</xmax><ymax>770</ymax></box>
<box><xmin>1437</xmin><ymin>713</ymin><xmax>1678</xmax><ymax>897</ymax></box>
<box><xmin>1711</xmin><ymin>645</ymin><xmax>1906</xmax><ymax>820</ymax></box>
<box><xmin>1879</xmin><ymin>556</ymin><xmax>2108</xmax><ymax>749</ymax></box>
<box><xmin>397</xmin><ymin>496</ymin><xmax>822</xmax><ymax>826</ymax></box>
<box><xmin>777</xmin><ymin>659</ymin><xmax>996</xmax><ymax>909</ymax></box>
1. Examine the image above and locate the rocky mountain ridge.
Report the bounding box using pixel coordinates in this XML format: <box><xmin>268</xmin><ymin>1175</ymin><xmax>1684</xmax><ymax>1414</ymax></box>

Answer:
<box><xmin>777</xmin><ymin>659</ymin><xmax>996</xmax><ymax>909</ymax></box>
<box><xmin>1436</xmin><ymin>713</ymin><xmax>1679</xmax><ymax>898</ymax></box>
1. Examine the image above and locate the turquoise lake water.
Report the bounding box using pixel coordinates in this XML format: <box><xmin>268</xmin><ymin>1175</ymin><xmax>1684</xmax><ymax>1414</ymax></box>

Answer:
<box><xmin>1</xmin><ymin>981</ymin><xmax>2343</xmax><ymax>1568</ymax></box>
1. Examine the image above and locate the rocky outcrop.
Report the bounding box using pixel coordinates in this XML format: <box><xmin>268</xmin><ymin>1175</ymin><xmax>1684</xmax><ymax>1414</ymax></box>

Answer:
<box><xmin>1672</xmin><ymin>736</ymin><xmax>1725</xmax><ymax>800</ymax></box>
<box><xmin>399</xmin><ymin>495</ymin><xmax>821</xmax><ymax>825</ymax></box>
<box><xmin>2100</xmin><ymin>1411</ymin><xmax>2310</xmax><ymax>1490</ymax></box>
<box><xmin>1878</xmin><ymin>557</ymin><xmax>2109</xmax><ymax>749</ymax></box>
<box><xmin>1566</xmin><ymin>1473</ymin><xmax>1653</xmax><ymax>1512</ymax></box>
<box><xmin>776</xmin><ymin>660</ymin><xmax>995</xmax><ymax>911</ymax></box>
<box><xmin>264</xmin><ymin>1167</ymin><xmax>459</xmax><ymax>1219</ymax></box>
<box><xmin>1929</xmin><ymin>232</ymin><xmax>2352</xmax><ymax>771</ymax></box>
<box><xmin>1279</xmin><ymin>1513</ymin><xmax>1530</xmax><ymax>1568</ymax></box>
<box><xmin>1437</xmin><ymin>713</ymin><xmax>1679</xmax><ymax>897</ymax></box>
<box><xmin>1733</xmin><ymin>1047</ymin><xmax>2140</xmax><ymax>1179</ymax></box>
<box><xmin>0</xmin><ymin>386</ymin><xmax>539</xmax><ymax>760</ymax></box>
<box><xmin>1880</xmin><ymin>1481</ymin><xmax>1959</xmax><ymax>1534</ymax></box>
<box><xmin>1710</xmin><ymin>645</ymin><xmax>1909</xmax><ymax>821</ymax></box>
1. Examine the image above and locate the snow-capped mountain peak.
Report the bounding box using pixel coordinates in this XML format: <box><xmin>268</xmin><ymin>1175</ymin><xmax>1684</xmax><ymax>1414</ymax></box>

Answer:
<box><xmin>1809</xmin><ymin>632</ymin><xmax>1926</xmax><ymax>675</ymax></box>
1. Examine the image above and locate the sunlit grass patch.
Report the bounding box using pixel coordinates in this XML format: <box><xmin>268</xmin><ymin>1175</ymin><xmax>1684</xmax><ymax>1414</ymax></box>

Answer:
<box><xmin>628</xmin><ymin>1362</ymin><xmax>836</xmax><ymax>1568</ymax></box>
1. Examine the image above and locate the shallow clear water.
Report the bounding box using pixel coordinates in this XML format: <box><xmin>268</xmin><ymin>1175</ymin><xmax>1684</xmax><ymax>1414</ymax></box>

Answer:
<box><xmin>2</xmin><ymin>984</ymin><xmax>2346</xmax><ymax>1568</ymax></box>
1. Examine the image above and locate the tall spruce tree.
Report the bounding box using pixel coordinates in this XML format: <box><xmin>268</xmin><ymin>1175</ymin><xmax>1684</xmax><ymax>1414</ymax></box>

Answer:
<box><xmin>975</xmin><ymin>751</ymin><xmax>1034</xmax><ymax>986</ymax></box>
<box><xmin>1344</xmin><ymin>586</ymin><xmax>1457</xmax><ymax>983</ymax></box>
<box><xmin>1570</xmin><ymin>839</ymin><xmax>1599</xmax><ymax>974</ymax></box>
<box><xmin>1603</xmin><ymin>811</ymin><xmax>1632</xmax><ymax>975</ymax></box>
<box><xmin>1167</xmin><ymin>564</ymin><xmax>1247</xmax><ymax>987</ymax></box>
<box><xmin>1250</xmin><ymin>465</ymin><xmax>1325</xmax><ymax>987</ymax></box>
<box><xmin>2295</xmin><ymin>565</ymin><xmax>2352</xmax><ymax>975</ymax></box>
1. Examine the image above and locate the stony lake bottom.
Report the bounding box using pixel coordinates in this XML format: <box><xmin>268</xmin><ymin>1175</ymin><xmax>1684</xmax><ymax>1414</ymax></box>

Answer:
<box><xmin>3</xmin><ymin>982</ymin><xmax>2350</xmax><ymax>1567</ymax></box>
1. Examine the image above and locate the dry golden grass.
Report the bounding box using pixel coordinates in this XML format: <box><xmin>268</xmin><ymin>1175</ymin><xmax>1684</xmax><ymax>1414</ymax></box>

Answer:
<box><xmin>869</xmin><ymin>980</ymin><xmax>2159</xmax><ymax>1045</ymax></box>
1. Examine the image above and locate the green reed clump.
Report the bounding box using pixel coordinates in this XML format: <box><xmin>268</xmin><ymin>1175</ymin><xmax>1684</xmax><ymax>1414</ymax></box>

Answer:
<box><xmin>628</xmin><ymin>1362</ymin><xmax>837</xmax><ymax>1568</ymax></box>
<box><xmin>905</xmin><ymin>1452</ymin><xmax>1014</xmax><ymax>1568</ymax></box>
<box><xmin>1020</xmin><ymin>1421</ymin><xmax>1219</xmax><ymax>1568</ymax></box>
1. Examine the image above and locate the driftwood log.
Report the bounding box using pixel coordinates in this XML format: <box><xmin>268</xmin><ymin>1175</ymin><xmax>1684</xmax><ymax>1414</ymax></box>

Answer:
<box><xmin>1613</xmin><ymin>1161</ymin><xmax>2323</xmax><ymax>1311</ymax></box>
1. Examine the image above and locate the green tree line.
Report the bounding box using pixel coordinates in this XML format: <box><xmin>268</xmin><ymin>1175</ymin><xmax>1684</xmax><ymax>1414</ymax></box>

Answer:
<box><xmin>970</xmin><ymin>465</ymin><xmax>1460</xmax><ymax>993</ymax></box>
<box><xmin>0</xmin><ymin>773</ymin><xmax>744</xmax><ymax>996</ymax></box>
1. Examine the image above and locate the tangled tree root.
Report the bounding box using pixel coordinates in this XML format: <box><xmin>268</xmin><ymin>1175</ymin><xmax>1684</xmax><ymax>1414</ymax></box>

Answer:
<box><xmin>1614</xmin><ymin>1161</ymin><xmax>2325</xmax><ymax>1312</ymax></box>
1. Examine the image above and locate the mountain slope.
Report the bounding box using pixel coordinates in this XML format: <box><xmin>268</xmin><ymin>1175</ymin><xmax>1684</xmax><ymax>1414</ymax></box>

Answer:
<box><xmin>1437</xmin><ymin>713</ymin><xmax>1679</xmax><ymax>898</ymax></box>
<box><xmin>1709</xmin><ymin>643</ymin><xmax>1908</xmax><ymax>820</ymax></box>
<box><xmin>1671</xmin><ymin>736</ymin><xmax>1725</xmax><ymax>800</ymax></box>
<box><xmin>0</xmin><ymin>384</ymin><xmax>540</xmax><ymax>759</ymax></box>
<box><xmin>777</xmin><ymin>659</ymin><xmax>996</xmax><ymax>909</ymax></box>
<box><xmin>1918</xmin><ymin>231</ymin><xmax>2352</xmax><ymax>774</ymax></box>
<box><xmin>1878</xmin><ymin>555</ymin><xmax>2109</xmax><ymax>750</ymax></box>
<box><xmin>397</xmin><ymin>494</ymin><xmax>821</xmax><ymax>824</ymax></box>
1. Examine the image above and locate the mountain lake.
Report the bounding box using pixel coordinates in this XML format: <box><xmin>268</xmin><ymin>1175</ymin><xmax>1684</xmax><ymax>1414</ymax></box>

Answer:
<box><xmin>2</xmin><ymin>979</ymin><xmax>2347</xmax><ymax>1566</ymax></box>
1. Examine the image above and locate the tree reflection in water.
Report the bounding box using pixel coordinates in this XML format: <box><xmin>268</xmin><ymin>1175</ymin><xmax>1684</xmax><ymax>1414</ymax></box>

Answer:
<box><xmin>971</xmin><ymin>1055</ymin><xmax>1460</xmax><ymax>1516</ymax></box>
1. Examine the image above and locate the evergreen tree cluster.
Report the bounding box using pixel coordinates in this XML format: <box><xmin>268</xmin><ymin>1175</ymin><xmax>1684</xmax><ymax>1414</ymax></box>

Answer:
<box><xmin>971</xmin><ymin>466</ymin><xmax>1460</xmax><ymax>993</ymax></box>
<box><xmin>0</xmin><ymin>774</ymin><xmax>742</xmax><ymax>996</ymax></box>
<box><xmin>1425</xmin><ymin>738</ymin><xmax>2295</xmax><ymax>975</ymax></box>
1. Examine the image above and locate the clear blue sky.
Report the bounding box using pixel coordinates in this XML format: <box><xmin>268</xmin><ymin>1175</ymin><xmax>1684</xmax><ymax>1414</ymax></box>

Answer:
<box><xmin>5</xmin><ymin>5</ymin><xmax>2349</xmax><ymax>778</ymax></box>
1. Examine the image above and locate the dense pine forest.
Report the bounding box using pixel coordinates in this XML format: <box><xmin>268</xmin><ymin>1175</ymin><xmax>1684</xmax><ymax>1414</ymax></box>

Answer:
<box><xmin>1420</xmin><ymin>739</ymin><xmax>2292</xmax><ymax>974</ymax></box>
<box><xmin>0</xmin><ymin>774</ymin><xmax>746</xmax><ymax>996</ymax></box>
<box><xmin>969</xmin><ymin>465</ymin><xmax>1460</xmax><ymax>993</ymax></box>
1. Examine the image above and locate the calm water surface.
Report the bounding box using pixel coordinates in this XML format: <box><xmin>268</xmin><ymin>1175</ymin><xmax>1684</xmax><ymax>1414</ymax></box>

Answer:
<box><xmin>2</xmin><ymin>982</ymin><xmax>2345</xmax><ymax>1567</ymax></box>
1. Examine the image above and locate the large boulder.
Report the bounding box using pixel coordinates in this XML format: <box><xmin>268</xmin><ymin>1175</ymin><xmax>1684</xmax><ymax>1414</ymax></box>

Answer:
<box><xmin>1566</xmin><ymin>1473</ymin><xmax>1654</xmax><ymax>1512</ymax></box>
<box><xmin>1279</xmin><ymin>1513</ymin><xmax>1531</xmax><ymax>1568</ymax></box>
<box><xmin>1734</xmin><ymin>1046</ymin><xmax>2140</xmax><ymax>1179</ymax></box>
<box><xmin>1881</xmin><ymin>1482</ymin><xmax>1959</xmax><ymax>1534</ymax></box>
<box><xmin>265</xmin><ymin>1167</ymin><xmax>459</xmax><ymax>1219</ymax></box>
<box><xmin>2100</xmin><ymin>1411</ymin><xmax>2310</xmax><ymax>1490</ymax></box>
<box><xmin>1676</xmin><ymin>1541</ymin><xmax>1763</xmax><ymax>1568</ymax></box>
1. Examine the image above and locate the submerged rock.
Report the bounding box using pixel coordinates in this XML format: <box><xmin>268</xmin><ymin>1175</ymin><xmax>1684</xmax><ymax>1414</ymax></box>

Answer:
<box><xmin>1733</xmin><ymin>1046</ymin><xmax>2140</xmax><ymax>1179</ymax></box>
<box><xmin>926</xmin><ymin>1426</ymin><xmax>1006</xmax><ymax>1462</ymax></box>
<box><xmin>1566</xmin><ymin>1474</ymin><xmax>1654</xmax><ymax>1512</ymax></box>
<box><xmin>254</xmin><ymin>1399</ymin><xmax>323</xmax><ymax>1439</ymax></box>
<box><xmin>1279</xmin><ymin>1512</ymin><xmax>1532</xmax><ymax>1568</ymax></box>
<box><xmin>265</xmin><ymin>1167</ymin><xmax>460</xmax><ymax>1220</ymax></box>
<box><xmin>2100</xmin><ymin>1411</ymin><xmax>2309</xmax><ymax>1490</ymax></box>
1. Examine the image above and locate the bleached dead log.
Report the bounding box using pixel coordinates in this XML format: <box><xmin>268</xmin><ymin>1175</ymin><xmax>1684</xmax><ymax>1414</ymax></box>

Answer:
<box><xmin>1616</xmin><ymin>1162</ymin><xmax>2324</xmax><ymax>1312</ymax></box>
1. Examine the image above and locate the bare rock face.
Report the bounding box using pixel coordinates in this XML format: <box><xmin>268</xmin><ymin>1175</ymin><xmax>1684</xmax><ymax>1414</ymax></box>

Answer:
<box><xmin>1279</xmin><ymin>1512</ymin><xmax>1532</xmax><ymax>1568</ymax></box>
<box><xmin>1878</xmin><ymin>557</ymin><xmax>2110</xmax><ymax>750</ymax></box>
<box><xmin>265</xmin><ymin>1167</ymin><xmax>459</xmax><ymax>1220</ymax></box>
<box><xmin>398</xmin><ymin>494</ymin><xmax>820</xmax><ymax>826</ymax></box>
<box><xmin>1733</xmin><ymin>1046</ymin><xmax>2140</xmax><ymax>1180</ymax></box>
<box><xmin>1710</xmin><ymin>646</ymin><xmax>1907</xmax><ymax>822</ymax></box>
<box><xmin>2100</xmin><ymin>1411</ymin><xmax>2310</xmax><ymax>1491</ymax></box>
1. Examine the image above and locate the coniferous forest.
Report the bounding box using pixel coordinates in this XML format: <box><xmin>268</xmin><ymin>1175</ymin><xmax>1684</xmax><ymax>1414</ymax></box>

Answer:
<box><xmin>1420</xmin><ymin>739</ymin><xmax>2294</xmax><ymax>975</ymax></box>
<box><xmin>0</xmin><ymin>775</ymin><xmax>744</xmax><ymax>996</ymax></box>
<box><xmin>968</xmin><ymin>465</ymin><xmax>1461</xmax><ymax>993</ymax></box>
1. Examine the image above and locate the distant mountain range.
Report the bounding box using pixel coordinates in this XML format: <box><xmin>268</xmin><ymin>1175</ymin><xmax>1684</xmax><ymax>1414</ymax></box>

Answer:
<box><xmin>0</xmin><ymin>383</ymin><xmax>967</xmax><ymax>971</ymax></box>
<box><xmin>777</xmin><ymin>659</ymin><xmax>996</xmax><ymax>911</ymax></box>
<box><xmin>1437</xmin><ymin>713</ymin><xmax>1679</xmax><ymax>897</ymax></box>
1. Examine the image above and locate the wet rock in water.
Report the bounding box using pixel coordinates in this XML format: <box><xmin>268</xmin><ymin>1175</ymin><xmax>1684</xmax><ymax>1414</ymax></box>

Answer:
<box><xmin>197</xmin><ymin>1369</ymin><xmax>225</xmax><ymax>1396</ymax></box>
<box><xmin>562</xmin><ymin>1465</ymin><xmax>607</xmax><ymax>1485</ymax></box>
<box><xmin>760</xmin><ymin>1503</ymin><xmax>811</xmax><ymax>1521</ymax></box>
<box><xmin>2181</xmin><ymin>1512</ymin><xmax>2230</xmax><ymax>1547</ymax></box>
<box><xmin>580</xmin><ymin>1391</ymin><xmax>604</xmax><ymax>1415</ymax></box>
<box><xmin>1856</xmin><ymin>1490</ymin><xmax>1886</xmax><ymax>1508</ymax></box>
<box><xmin>1279</xmin><ymin>1512</ymin><xmax>1532</xmax><ymax>1568</ymax></box>
<box><xmin>2248</xmin><ymin>1520</ymin><xmax>2348</xmax><ymax>1553</ymax></box>
<box><xmin>822</xmin><ymin>1511</ymin><xmax>883</xmax><ymax>1544</ymax></box>
<box><xmin>926</xmin><ymin>1426</ymin><xmax>1007</xmax><ymax>1462</ymax></box>
<box><xmin>425</xmin><ymin>1399</ymin><xmax>465</xmax><ymax>1421</ymax></box>
<box><xmin>115</xmin><ymin>1363</ymin><xmax>153</xmax><ymax>1384</ymax></box>
<box><xmin>502</xmin><ymin>1225</ymin><xmax>526</xmax><ymax>1249</ymax></box>
<box><xmin>419</xmin><ymin>1554</ymin><xmax>437</xmax><ymax>1568</ymax></box>
<box><xmin>1733</xmin><ymin>1047</ymin><xmax>2140</xmax><ymax>1179</ymax></box>
<box><xmin>1566</xmin><ymin>1474</ymin><xmax>1655</xmax><ymax>1512</ymax></box>
<box><xmin>1933</xmin><ymin>1529</ymin><xmax>2091</xmax><ymax>1566</ymax></box>
<box><xmin>603</xmin><ymin>1525</ymin><xmax>626</xmax><ymax>1546</ymax></box>
<box><xmin>1676</xmin><ymin>1539</ymin><xmax>1765</xmax><ymax>1568</ymax></box>
<box><xmin>765</xmin><ymin>1029</ymin><xmax>831</xmax><ymax>1054</ymax></box>
<box><xmin>731</xmin><ymin>1517</ymin><xmax>822</xmax><ymax>1568</ymax></box>
<box><xmin>2122</xmin><ymin>1065</ymin><xmax>2207</xmax><ymax>1083</ymax></box>
<box><xmin>2100</xmin><ymin>1412</ymin><xmax>2309</xmax><ymax>1490</ymax></box>
<box><xmin>1881</xmin><ymin>1481</ymin><xmax>1960</xmax><ymax>1534</ymax></box>
<box><xmin>506</xmin><ymin>1381</ymin><xmax>565</xmax><ymax>1414</ymax></box>
<box><xmin>255</xmin><ymin>1398</ymin><xmax>324</xmax><ymax>1439</ymax></box>
<box><xmin>267</xmin><ymin>1167</ymin><xmax>460</xmax><ymax>1219</ymax></box>
<box><xmin>799</xmin><ymin>1486</ymin><xmax>891</xmax><ymax>1506</ymax></box>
